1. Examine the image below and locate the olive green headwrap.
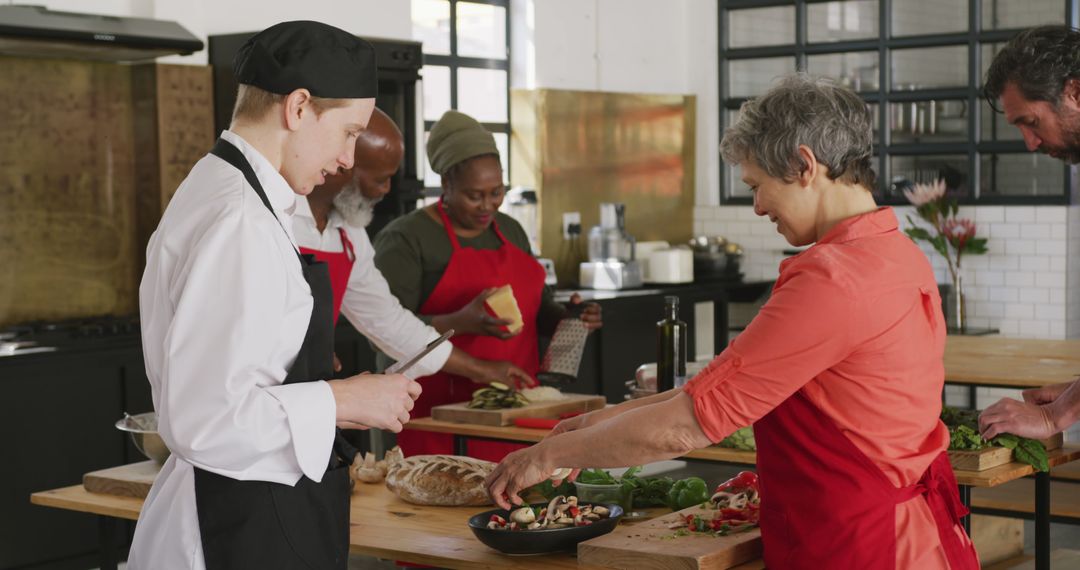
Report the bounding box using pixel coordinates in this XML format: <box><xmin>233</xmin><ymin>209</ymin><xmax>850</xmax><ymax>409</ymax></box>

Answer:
<box><xmin>426</xmin><ymin>110</ymin><xmax>499</xmax><ymax>175</ymax></box>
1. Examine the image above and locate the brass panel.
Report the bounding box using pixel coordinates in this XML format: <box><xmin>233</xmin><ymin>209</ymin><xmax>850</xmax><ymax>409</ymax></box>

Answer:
<box><xmin>0</xmin><ymin>56</ymin><xmax>137</xmax><ymax>327</ymax></box>
<box><xmin>511</xmin><ymin>89</ymin><xmax>696</xmax><ymax>281</ymax></box>
<box><xmin>0</xmin><ymin>58</ymin><xmax>214</xmax><ymax>327</ymax></box>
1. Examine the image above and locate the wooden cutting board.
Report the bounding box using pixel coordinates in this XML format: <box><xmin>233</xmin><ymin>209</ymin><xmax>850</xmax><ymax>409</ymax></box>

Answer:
<box><xmin>83</xmin><ymin>460</ymin><xmax>161</xmax><ymax>499</ymax></box>
<box><xmin>431</xmin><ymin>394</ymin><xmax>606</xmax><ymax>426</ymax></box>
<box><xmin>578</xmin><ymin>504</ymin><xmax>762</xmax><ymax>570</ymax></box>
<box><xmin>950</xmin><ymin>433</ymin><xmax>1064</xmax><ymax>471</ymax></box>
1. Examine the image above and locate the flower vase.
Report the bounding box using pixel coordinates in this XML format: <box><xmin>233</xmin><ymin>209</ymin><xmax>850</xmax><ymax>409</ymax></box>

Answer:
<box><xmin>950</xmin><ymin>268</ymin><xmax>966</xmax><ymax>333</ymax></box>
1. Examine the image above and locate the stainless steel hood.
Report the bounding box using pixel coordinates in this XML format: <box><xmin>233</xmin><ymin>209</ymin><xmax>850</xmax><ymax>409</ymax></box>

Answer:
<box><xmin>0</xmin><ymin>5</ymin><xmax>203</xmax><ymax>62</ymax></box>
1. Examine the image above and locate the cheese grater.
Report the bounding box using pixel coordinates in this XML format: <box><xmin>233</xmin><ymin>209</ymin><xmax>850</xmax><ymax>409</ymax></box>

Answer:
<box><xmin>537</xmin><ymin>305</ymin><xmax>590</xmax><ymax>386</ymax></box>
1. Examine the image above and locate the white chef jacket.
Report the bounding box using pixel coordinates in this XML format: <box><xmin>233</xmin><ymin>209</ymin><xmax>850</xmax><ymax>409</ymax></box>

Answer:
<box><xmin>291</xmin><ymin>198</ymin><xmax>451</xmax><ymax>378</ymax></box>
<box><xmin>129</xmin><ymin>131</ymin><xmax>337</xmax><ymax>569</ymax></box>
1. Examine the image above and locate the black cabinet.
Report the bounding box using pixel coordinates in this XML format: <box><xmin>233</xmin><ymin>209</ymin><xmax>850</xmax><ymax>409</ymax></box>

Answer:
<box><xmin>1</xmin><ymin>347</ymin><xmax>148</xmax><ymax>570</ymax></box>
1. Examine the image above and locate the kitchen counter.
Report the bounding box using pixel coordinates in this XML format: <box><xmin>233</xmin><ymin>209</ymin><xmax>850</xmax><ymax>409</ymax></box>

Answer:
<box><xmin>554</xmin><ymin>279</ymin><xmax>773</xmax><ymax>304</ymax></box>
<box><xmin>32</xmin><ymin>469</ymin><xmax>765</xmax><ymax>570</ymax></box>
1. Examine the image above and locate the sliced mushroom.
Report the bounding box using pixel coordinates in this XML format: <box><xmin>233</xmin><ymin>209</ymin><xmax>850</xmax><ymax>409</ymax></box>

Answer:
<box><xmin>527</xmin><ymin>522</ymin><xmax>542</xmax><ymax>530</ymax></box>
<box><xmin>510</xmin><ymin>506</ymin><xmax>536</xmax><ymax>525</ymax></box>
<box><xmin>555</xmin><ymin>516</ymin><xmax>575</xmax><ymax>525</ymax></box>
<box><xmin>352</xmin><ymin>452</ymin><xmax>384</xmax><ymax>483</ymax></box>
<box><xmin>710</xmin><ymin>491</ymin><xmax>736</xmax><ymax>508</ymax></box>
<box><xmin>547</xmin><ymin>523</ymin><xmax>569</xmax><ymax>529</ymax></box>
<box><xmin>545</xmin><ymin>495</ymin><xmax>569</xmax><ymax>523</ymax></box>
<box><xmin>591</xmin><ymin>506</ymin><xmax>610</xmax><ymax>517</ymax></box>
<box><xmin>486</xmin><ymin>521</ymin><xmax>500</xmax><ymax>530</ymax></box>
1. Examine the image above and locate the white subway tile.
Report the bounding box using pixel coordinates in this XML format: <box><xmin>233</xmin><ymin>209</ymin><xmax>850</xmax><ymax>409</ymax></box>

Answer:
<box><xmin>736</xmin><ymin>207</ymin><xmax>761</xmax><ymax>222</ymax></box>
<box><xmin>999</xmin><ymin>319</ymin><xmax>1020</xmax><ymax>336</ymax></box>
<box><xmin>1036</xmin><ymin>271</ymin><xmax>1067</xmax><ymax>287</ymax></box>
<box><xmin>1006</xmin><ymin>207</ymin><xmax>1037</xmax><ymax>223</ymax></box>
<box><xmin>1005</xmin><ymin>272</ymin><xmax>1035</xmax><ymax>288</ymax></box>
<box><xmin>986</xmin><ymin>255</ymin><xmax>1019</xmax><ymax>271</ymax></box>
<box><xmin>694</xmin><ymin>221</ymin><xmax>706</xmax><ymax>235</ymax></box>
<box><xmin>971</xmin><ymin>301</ymin><xmax>1005</xmax><ymax>318</ymax></box>
<box><xmin>1019</xmin><ymin>319</ymin><xmax>1051</xmax><ymax>338</ymax></box>
<box><xmin>973</xmin><ymin>207</ymin><xmax>1005</xmax><ymax>224</ymax></box>
<box><xmin>974</xmin><ymin>270</ymin><xmax>1005</xmax><ymax>287</ymax></box>
<box><xmin>1004</xmin><ymin>303</ymin><xmax>1035</xmax><ymax>319</ymax></box>
<box><xmin>1051</xmin><ymin>224</ymin><xmax>1067</xmax><ymax>240</ymax></box>
<box><xmin>1022</xmin><ymin>288</ymin><xmax>1050</xmax><ymax>305</ymax></box>
<box><xmin>1050</xmin><ymin>289</ymin><xmax>1066</xmax><ymax>304</ymax></box>
<box><xmin>989</xmin><ymin>287</ymin><xmax>1019</xmax><ymax>303</ymax></box>
<box><xmin>1035</xmin><ymin>304</ymin><xmax>1067</xmax><ymax>321</ymax></box>
<box><xmin>990</xmin><ymin>223</ymin><xmax>1021</xmax><ymax>239</ymax></box>
<box><xmin>1036</xmin><ymin>240</ymin><xmax>1067</xmax><ymax>256</ymax></box>
<box><xmin>1035</xmin><ymin>207</ymin><xmax>1067</xmax><ymax>224</ymax></box>
<box><xmin>1006</xmin><ymin>240</ymin><xmax>1037</xmax><ymax>255</ymax></box>
<box><xmin>1050</xmin><ymin>321</ymin><xmax>1067</xmax><ymax>339</ymax></box>
<box><xmin>1021</xmin><ymin>224</ymin><xmax>1053</xmax><ymax>240</ymax></box>
<box><xmin>1019</xmin><ymin>256</ymin><xmax>1051</xmax><ymax>272</ymax></box>
<box><xmin>1050</xmin><ymin>257</ymin><xmax>1067</xmax><ymax>272</ymax></box>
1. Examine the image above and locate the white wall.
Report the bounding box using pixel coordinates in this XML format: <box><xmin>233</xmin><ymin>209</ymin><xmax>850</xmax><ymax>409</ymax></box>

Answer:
<box><xmin>35</xmin><ymin>0</ymin><xmax>413</xmax><ymax>65</ymax></box>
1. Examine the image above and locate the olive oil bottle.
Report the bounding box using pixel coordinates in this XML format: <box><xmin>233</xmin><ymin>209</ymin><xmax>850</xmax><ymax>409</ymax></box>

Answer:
<box><xmin>656</xmin><ymin>296</ymin><xmax>687</xmax><ymax>392</ymax></box>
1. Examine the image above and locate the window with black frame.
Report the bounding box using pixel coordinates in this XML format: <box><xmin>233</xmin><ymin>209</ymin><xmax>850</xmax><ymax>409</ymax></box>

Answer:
<box><xmin>718</xmin><ymin>0</ymin><xmax>1075</xmax><ymax>205</ymax></box>
<box><xmin>412</xmin><ymin>0</ymin><xmax>511</xmax><ymax>201</ymax></box>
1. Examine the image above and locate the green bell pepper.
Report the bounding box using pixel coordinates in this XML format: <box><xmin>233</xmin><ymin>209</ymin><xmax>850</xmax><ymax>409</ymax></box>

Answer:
<box><xmin>667</xmin><ymin>476</ymin><xmax>710</xmax><ymax>510</ymax></box>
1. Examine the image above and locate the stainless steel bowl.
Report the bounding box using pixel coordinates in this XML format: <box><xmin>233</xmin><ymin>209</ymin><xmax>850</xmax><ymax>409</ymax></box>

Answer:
<box><xmin>116</xmin><ymin>412</ymin><xmax>171</xmax><ymax>463</ymax></box>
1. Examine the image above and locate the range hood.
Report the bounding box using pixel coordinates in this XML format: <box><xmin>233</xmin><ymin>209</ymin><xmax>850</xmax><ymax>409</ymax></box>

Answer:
<box><xmin>0</xmin><ymin>5</ymin><xmax>203</xmax><ymax>62</ymax></box>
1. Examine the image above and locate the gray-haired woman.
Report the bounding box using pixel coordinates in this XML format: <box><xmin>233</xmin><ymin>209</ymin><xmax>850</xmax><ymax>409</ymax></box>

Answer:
<box><xmin>485</xmin><ymin>74</ymin><xmax>979</xmax><ymax>570</ymax></box>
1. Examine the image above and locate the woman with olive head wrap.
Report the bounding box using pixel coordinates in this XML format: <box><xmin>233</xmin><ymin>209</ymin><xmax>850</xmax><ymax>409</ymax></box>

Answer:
<box><xmin>374</xmin><ymin>110</ymin><xmax>602</xmax><ymax>460</ymax></box>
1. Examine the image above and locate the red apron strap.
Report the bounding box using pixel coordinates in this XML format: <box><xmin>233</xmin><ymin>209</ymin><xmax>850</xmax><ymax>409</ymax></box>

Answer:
<box><xmin>918</xmin><ymin>452</ymin><xmax>980</xmax><ymax>570</ymax></box>
<box><xmin>435</xmin><ymin>199</ymin><xmax>462</xmax><ymax>250</ymax></box>
<box><xmin>337</xmin><ymin>227</ymin><xmax>356</xmax><ymax>263</ymax></box>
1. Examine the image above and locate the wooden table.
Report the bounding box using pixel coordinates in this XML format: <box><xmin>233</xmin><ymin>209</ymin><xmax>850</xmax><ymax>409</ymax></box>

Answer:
<box><xmin>31</xmin><ymin>473</ymin><xmax>763</xmax><ymax>570</ymax></box>
<box><xmin>407</xmin><ymin>419</ymin><xmax>1080</xmax><ymax>570</ymax></box>
<box><xmin>944</xmin><ymin>336</ymin><xmax>1080</xmax><ymax>390</ymax></box>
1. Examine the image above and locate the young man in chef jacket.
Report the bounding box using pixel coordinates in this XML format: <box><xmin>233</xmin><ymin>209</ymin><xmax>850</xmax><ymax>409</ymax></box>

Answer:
<box><xmin>293</xmin><ymin>107</ymin><xmax>535</xmax><ymax>388</ymax></box>
<box><xmin>130</xmin><ymin>21</ymin><xmax>421</xmax><ymax>570</ymax></box>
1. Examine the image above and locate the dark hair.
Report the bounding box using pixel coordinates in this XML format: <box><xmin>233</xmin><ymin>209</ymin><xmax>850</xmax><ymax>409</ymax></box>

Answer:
<box><xmin>984</xmin><ymin>25</ymin><xmax>1080</xmax><ymax>112</ymax></box>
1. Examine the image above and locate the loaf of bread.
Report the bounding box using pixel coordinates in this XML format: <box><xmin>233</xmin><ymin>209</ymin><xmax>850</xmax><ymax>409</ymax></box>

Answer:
<box><xmin>484</xmin><ymin>284</ymin><xmax>524</xmax><ymax>334</ymax></box>
<box><xmin>384</xmin><ymin>455</ymin><xmax>495</xmax><ymax>506</ymax></box>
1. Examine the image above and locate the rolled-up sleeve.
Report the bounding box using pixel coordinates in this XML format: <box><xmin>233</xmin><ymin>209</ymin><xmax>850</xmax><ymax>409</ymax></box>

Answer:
<box><xmin>683</xmin><ymin>258</ymin><xmax>859</xmax><ymax>443</ymax></box>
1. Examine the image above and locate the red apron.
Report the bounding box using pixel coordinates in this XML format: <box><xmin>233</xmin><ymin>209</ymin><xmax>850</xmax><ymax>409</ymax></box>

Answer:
<box><xmin>754</xmin><ymin>390</ymin><xmax>979</xmax><ymax>569</ymax></box>
<box><xmin>298</xmin><ymin>227</ymin><xmax>356</xmax><ymax>325</ymax></box>
<box><xmin>398</xmin><ymin>201</ymin><xmax>547</xmax><ymax>462</ymax></box>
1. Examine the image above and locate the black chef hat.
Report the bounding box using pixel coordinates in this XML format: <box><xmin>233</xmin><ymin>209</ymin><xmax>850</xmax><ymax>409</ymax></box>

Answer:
<box><xmin>234</xmin><ymin>21</ymin><xmax>378</xmax><ymax>99</ymax></box>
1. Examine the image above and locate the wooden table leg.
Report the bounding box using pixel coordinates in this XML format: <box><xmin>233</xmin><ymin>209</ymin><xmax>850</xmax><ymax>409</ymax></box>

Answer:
<box><xmin>1035</xmin><ymin>471</ymin><xmax>1050</xmax><ymax>570</ymax></box>
<box><xmin>98</xmin><ymin>515</ymin><xmax>119</xmax><ymax>570</ymax></box>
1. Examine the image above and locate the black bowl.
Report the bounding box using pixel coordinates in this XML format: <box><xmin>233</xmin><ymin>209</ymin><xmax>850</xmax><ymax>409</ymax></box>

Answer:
<box><xmin>467</xmin><ymin>502</ymin><xmax>624</xmax><ymax>555</ymax></box>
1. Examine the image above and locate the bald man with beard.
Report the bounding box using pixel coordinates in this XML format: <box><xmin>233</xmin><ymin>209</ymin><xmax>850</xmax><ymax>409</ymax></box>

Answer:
<box><xmin>293</xmin><ymin>108</ymin><xmax>533</xmax><ymax>387</ymax></box>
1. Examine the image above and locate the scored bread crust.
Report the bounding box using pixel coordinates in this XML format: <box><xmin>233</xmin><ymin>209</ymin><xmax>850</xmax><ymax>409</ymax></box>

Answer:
<box><xmin>384</xmin><ymin>455</ymin><xmax>496</xmax><ymax>506</ymax></box>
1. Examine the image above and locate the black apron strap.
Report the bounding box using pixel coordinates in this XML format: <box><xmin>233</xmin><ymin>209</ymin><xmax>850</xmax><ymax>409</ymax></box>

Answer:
<box><xmin>210</xmin><ymin>138</ymin><xmax>305</xmax><ymax>265</ymax></box>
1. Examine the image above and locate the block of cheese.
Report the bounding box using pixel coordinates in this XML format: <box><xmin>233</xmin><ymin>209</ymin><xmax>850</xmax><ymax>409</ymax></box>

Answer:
<box><xmin>484</xmin><ymin>284</ymin><xmax>523</xmax><ymax>334</ymax></box>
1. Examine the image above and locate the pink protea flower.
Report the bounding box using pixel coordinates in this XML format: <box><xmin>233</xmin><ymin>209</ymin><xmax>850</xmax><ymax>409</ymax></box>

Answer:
<box><xmin>943</xmin><ymin>218</ymin><xmax>977</xmax><ymax>250</ymax></box>
<box><xmin>904</xmin><ymin>179</ymin><xmax>947</xmax><ymax>206</ymax></box>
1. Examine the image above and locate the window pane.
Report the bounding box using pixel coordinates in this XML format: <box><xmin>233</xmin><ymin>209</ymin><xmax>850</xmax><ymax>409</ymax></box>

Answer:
<box><xmin>456</xmin><ymin>2</ymin><xmax>507</xmax><ymax>59</ymax></box>
<box><xmin>981</xmin><ymin>0</ymin><xmax>1064</xmax><ymax>30</ymax></box>
<box><xmin>728</xmin><ymin>6</ymin><xmax>795</xmax><ymax>48</ymax></box>
<box><xmin>805</xmin><ymin>51</ymin><xmax>879</xmax><ymax>92</ymax></box>
<box><xmin>981</xmin><ymin>100</ymin><xmax>1022</xmax><ymax>141</ymax></box>
<box><xmin>728</xmin><ymin>57</ymin><xmax>796</xmax><ymax>98</ymax></box>
<box><xmin>868</xmin><ymin>102</ymin><xmax>880</xmax><ymax>142</ymax></box>
<box><xmin>808</xmin><ymin>0</ymin><xmax>879</xmax><ymax>43</ymax></box>
<box><xmin>892</xmin><ymin>0</ymin><xmax>967</xmax><ymax>36</ymax></box>
<box><xmin>980</xmin><ymin>43</ymin><xmax>1005</xmax><ymax>82</ymax></box>
<box><xmin>457</xmin><ymin>67</ymin><xmax>507</xmax><ymax>122</ymax></box>
<box><xmin>890</xmin><ymin>100</ymin><xmax>969</xmax><ymax>143</ymax></box>
<box><xmin>892</xmin><ymin>46</ymin><xmax>968</xmax><ymax>89</ymax></box>
<box><xmin>422</xmin><ymin>65</ymin><xmax>451</xmax><ymax>121</ymax></box>
<box><xmin>412</xmin><ymin>0</ymin><xmax>451</xmax><ymax>55</ymax></box>
<box><xmin>493</xmin><ymin>132</ymin><xmax>509</xmax><ymax>185</ymax></box>
<box><xmin>423</xmin><ymin>130</ymin><xmax>440</xmax><ymax>187</ymax></box>
<box><xmin>980</xmin><ymin>153</ymin><xmax>1064</xmax><ymax>196</ymax></box>
<box><xmin>725</xmin><ymin>163</ymin><xmax>751</xmax><ymax>199</ymax></box>
<box><xmin>889</xmin><ymin>154</ymin><xmax>971</xmax><ymax>200</ymax></box>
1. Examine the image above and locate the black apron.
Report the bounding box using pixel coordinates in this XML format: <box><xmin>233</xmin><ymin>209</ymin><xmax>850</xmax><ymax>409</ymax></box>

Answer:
<box><xmin>193</xmin><ymin>139</ymin><xmax>358</xmax><ymax>570</ymax></box>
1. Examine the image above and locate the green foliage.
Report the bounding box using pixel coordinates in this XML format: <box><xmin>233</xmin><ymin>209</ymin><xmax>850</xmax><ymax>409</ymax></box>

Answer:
<box><xmin>940</xmin><ymin>406</ymin><xmax>1049</xmax><ymax>472</ymax></box>
<box><xmin>667</xmin><ymin>476</ymin><xmax>710</xmax><ymax>510</ymax></box>
<box><xmin>718</xmin><ymin>427</ymin><xmax>756</xmax><ymax>451</ymax></box>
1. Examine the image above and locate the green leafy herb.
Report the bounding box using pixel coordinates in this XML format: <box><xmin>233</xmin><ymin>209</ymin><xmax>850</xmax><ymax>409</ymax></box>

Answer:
<box><xmin>941</xmin><ymin>406</ymin><xmax>1050</xmax><ymax>472</ymax></box>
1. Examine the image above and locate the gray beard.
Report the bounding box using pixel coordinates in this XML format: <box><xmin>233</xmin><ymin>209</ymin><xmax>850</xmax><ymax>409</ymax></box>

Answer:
<box><xmin>333</xmin><ymin>184</ymin><xmax>381</xmax><ymax>229</ymax></box>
